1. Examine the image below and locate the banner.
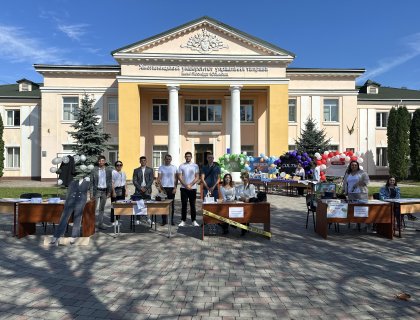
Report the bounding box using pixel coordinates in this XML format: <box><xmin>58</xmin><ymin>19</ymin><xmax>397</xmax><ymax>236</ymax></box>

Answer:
<box><xmin>326</xmin><ymin>202</ymin><xmax>348</xmax><ymax>218</ymax></box>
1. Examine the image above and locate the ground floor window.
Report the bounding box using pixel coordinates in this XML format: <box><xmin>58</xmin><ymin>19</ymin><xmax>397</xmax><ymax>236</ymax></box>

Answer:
<box><xmin>153</xmin><ymin>145</ymin><xmax>168</xmax><ymax>170</ymax></box>
<box><xmin>241</xmin><ymin>145</ymin><xmax>254</xmax><ymax>156</ymax></box>
<box><xmin>288</xmin><ymin>145</ymin><xmax>296</xmax><ymax>151</ymax></box>
<box><xmin>108</xmin><ymin>147</ymin><xmax>118</xmax><ymax>165</ymax></box>
<box><xmin>6</xmin><ymin>147</ymin><xmax>20</xmax><ymax>168</ymax></box>
<box><xmin>376</xmin><ymin>147</ymin><xmax>388</xmax><ymax>167</ymax></box>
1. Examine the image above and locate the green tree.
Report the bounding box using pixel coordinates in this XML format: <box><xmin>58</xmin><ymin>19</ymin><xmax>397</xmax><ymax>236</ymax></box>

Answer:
<box><xmin>68</xmin><ymin>94</ymin><xmax>111</xmax><ymax>175</ymax></box>
<box><xmin>410</xmin><ymin>109</ymin><xmax>420</xmax><ymax>180</ymax></box>
<box><xmin>387</xmin><ymin>106</ymin><xmax>411</xmax><ymax>180</ymax></box>
<box><xmin>0</xmin><ymin>114</ymin><xmax>4</xmax><ymax>177</ymax></box>
<box><xmin>295</xmin><ymin>117</ymin><xmax>331</xmax><ymax>158</ymax></box>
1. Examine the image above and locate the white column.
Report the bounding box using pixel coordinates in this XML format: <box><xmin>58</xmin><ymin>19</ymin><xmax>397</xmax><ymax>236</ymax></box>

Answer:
<box><xmin>230</xmin><ymin>85</ymin><xmax>242</xmax><ymax>154</ymax></box>
<box><xmin>167</xmin><ymin>84</ymin><xmax>180</xmax><ymax>166</ymax></box>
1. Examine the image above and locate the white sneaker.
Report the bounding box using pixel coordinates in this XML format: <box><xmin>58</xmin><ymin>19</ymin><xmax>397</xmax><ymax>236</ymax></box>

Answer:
<box><xmin>135</xmin><ymin>220</ymin><xmax>140</xmax><ymax>225</ymax></box>
<box><xmin>178</xmin><ymin>221</ymin><xmax>186</xmax><ymax>227</ymax></box>
<box><xmin>192</xmin><ymin>221</ymin><xmax>200</xmax><ymax>227</ymax></box>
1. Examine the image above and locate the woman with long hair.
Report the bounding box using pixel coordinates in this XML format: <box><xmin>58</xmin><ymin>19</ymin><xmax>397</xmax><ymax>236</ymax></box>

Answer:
<box><xmin>220</xmin><ymin>173</ymin><xmax>236</xmax><ymax>201</ymax></box>
<box><xmin>342</xmin><ymin>160</ymin><xmax>369</xmax><ymax>202</ymax></box>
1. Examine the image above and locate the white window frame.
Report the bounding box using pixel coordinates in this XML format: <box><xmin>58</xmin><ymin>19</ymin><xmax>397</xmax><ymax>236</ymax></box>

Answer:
<box><xmin>6</xmin><ymin>109</ymin><xmax>20</xmax><ymax>127</ymax></box>
<box><xmin>152</xmin><ymin>145</ymin><xmax>168</xmax><ymax>170</ymax></box>
<box><xmin>241</xmin><ymin>145</ymin><xmax>254</xmax><ymax>156</ymax></box>
<box><xmin>107</xmin><ymin>97</ymin><xmax>118</xmax><ymax>122</ymax></box>
<box><xmin>376</xmin><ymin>112</ymin><xmax>388</xmax><ymax>128</ymax></box>
<box><xmin>376</xmin><ymin>147</ymin><xmax>388</xmax><ymax>167</ymax></box>
<box><xmin>108</xmin><ymin>148</ymin><xmax>119</xmax><ymax>166</ymax></box>
<box><xmin>6</xmin><ymin>147</ymin><xmax>20</xmax><ymax>168</ymax></box>
<box><xmin>185</xmin><ymin>99</ymin><xmax>222</xmax><ymax>123</ymax></box>
<box><xmin>288</xmin><ymin>98</ymin><xmax>297</xmax><ymax>122</ymax></box>
<box><xmin>152</xmin><ymin>99</ymin><xmax>168</xmax><ymax>122</ymax></box>
<box><xmin>240</xmin><ymin>100</ymin><xmax>254</xmax><ymax>122</ymax></box>
<box><xmin>323</xmin><ymin>99</ymin><xmax>339</xmax><ymax>122</ymax></box>
<box><xmin>63</xmin><ymin>97</ymin><xmax>78</xmax><ymax>121</ymax></box>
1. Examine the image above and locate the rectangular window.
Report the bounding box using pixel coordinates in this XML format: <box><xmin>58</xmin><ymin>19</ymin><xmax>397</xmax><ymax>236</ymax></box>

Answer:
<box><xmin>376</xmin><ymin>147</ymin><xmax>388</xmax><ymax>167</ymax></box>
<box><xmin>241</xmin><ymin>145</ymin><xmax>254</xmax><ymax>156</ymax></box>
<box><xmin>6</xmin><ymin>110</ymin><xmax>20</xmax><ymax>126</ymax></box>
<box><xmin>108</xmin><ymin>148</ymin><xmax>118</xmax><ymax>165</ymax></box>
<box><xmin>289</xmin><ymin>99</ymin><xmax>297</xmax><ymax>122</ymax></box>
<box><xmin>323</xmin><ymin>99</ymin><xmax>339</xmax><ymax>122</ymax></box>
<box><xmin>288</xmin><ymin>145</ymin><xmax>296</xmax><ymax>151</ymax></box>
<box><xmin>153</xmin><ymin>145</ymin><xmax>168</xmax><ymax>170</ymax></box>
<box><xmin>240</xmin><ymin>100</ymin><xmax>254</xmax><ymax>122</ymax></box>
<box><xmin>62</xmin><ymin>144</ymin><xmax>75</xmax><ymax>155</ymax></box>
<box><xmin>6</xmin><ymin>147</ymin><xmax>20</xmax><ymax>168</ymax></box>
<box><xmin>108</xmin><ymin>97</ymin><xmax>118</xmax><ymax>121</ymax></box>
<box><xmin>152</xmin><ymin>99</ymin><xmax>168</xmax><ymax>122</ymax></box>
<box><xmin>185</xmin><ymin>99</ymin><xmax>222</xmax><ymax>122</ymax></box>
<box><xmin>329</xmin><ymin>145</ymin><xmax>339</xmax><ymax>151</ymax></box>
<box><xmin>376</xmin><ymin>112</ymin><xmax>388</xmax><ymax>127</ymax></box>
<box><xmin>63</xmin><ymin>97</ymin><xmax>78</xmax><ymax>121</ymax></box>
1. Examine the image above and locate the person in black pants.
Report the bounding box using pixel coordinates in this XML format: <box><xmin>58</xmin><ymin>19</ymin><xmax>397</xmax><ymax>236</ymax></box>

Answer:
<box><xmin>157</xmin><ymin>154</ymin><xmax>178</xmax><ymax>226</ymax></box>
<box><xmin>111</xmin><ymin>161</ymin><xmax>127</xmax><ymax>226</ymax></box>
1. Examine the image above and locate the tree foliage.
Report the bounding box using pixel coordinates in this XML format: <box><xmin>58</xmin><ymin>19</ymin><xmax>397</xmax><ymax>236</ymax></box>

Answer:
<box><xmin>68</xmin><ymin>94</ymin><xmax>111</xmax><ymax>168</ymax></box>
<box><xmin>410</xmin><ymin>109</ymin><xmax>420</xmax><ymax>180</ymax></box>
<box><xmin>0</xmin><ymin>114</ymin><xmax>4</xmax><ymax>177</ymax></box>
<box><xmin>387</xmin><ymin>106</ymin><xmax>411</xmax><ymax>180</ymax></box>
<box><xmin>295</xmin><ymin>117</ymin><xmax>331</xmax><ymax>159</ymax></box>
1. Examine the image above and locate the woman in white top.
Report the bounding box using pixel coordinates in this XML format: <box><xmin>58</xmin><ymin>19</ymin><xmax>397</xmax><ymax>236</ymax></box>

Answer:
<box><xmin>343</xmin><ymin>160</ymin><xmax>369</xmax><ymax>202</ymax></box>
<box><xmin>220</xmin><ymin>173</ymin><xmax>236</xmax><ymax>201</ymax></box>
<box><xmin>236</xmin><ymin>172</ymin><xmax>256</xmax><ymax>202</ymax></box>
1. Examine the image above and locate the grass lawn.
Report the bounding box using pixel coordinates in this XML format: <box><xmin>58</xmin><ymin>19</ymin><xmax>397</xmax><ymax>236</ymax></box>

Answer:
<box><xmin>0</xmin><ymin>187</ymin><xmax>66</xmax><ymax>199</ymax></box>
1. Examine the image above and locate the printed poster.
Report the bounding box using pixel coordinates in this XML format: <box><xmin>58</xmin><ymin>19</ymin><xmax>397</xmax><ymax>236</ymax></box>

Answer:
<box><xmin>327</xmin><ymin>203</ymin><xmax>348</xmax><ymax>218</ymax></box>
<box><xmin>354</xmin><ymin>206</ymin><xmax>369</xmax><ymax>217</ymax></box>
<box><xmin>229</xmin><ymin>207</ymin><xmax>244</xmax><ymax>218</ymax></box>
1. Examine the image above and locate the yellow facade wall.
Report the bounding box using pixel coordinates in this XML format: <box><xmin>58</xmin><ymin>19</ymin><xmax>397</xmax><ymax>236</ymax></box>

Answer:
<box><xmin>268</xmin><ymin>84</ymin><xmax>289</xmax><ymax>156</ymax></box>
<box><xmin>118</xmin><ymin>83</ymin><xmax>141</xmax><ymax>176</ymax></box>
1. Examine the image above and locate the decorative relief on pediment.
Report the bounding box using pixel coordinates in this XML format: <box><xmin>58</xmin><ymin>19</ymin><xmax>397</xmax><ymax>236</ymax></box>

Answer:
<box><xmin>181</xmin><ymin>29</ymin><xmax>228</xmax><ymax>53</ymax></box>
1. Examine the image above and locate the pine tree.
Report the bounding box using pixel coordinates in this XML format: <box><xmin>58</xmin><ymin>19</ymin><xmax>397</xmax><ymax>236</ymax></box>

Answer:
<box><xmin>387</xmin><ymin>106</ymin><xmax>411</xmax><ymax>180</ymax></box>
<box><xmin>295</xmin><ymin>117</ymin><xmax>331</xmax><ymax>158</ymax></box>
<box><xmin>68</xmin><ymin>94</ymin><xmax>111</xmax><ymax>171</ymax></box>
<box><xmin>410</xmin><ymin>109</ymin><xmax>420</xmax><ymax>180</ymax></box>
<box><xmin>0</xmin><ymin>114</ymin><xmax>4</xmax><ymax>177</ymax></box>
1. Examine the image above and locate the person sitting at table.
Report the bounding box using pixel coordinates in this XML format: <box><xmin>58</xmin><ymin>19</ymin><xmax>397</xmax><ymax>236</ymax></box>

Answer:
<box><xmin>220</xmin><ymin>173</ymin><xmax>236</xmax><ymax>202</ymax></box>
<box><xmin>343</xmin><ymin>160</ymin><xmax>369</xmax><ymax>202</ymax></box>
<box><xmin>379</xmin><ymin>176</ymin><xmax>417</xmax><ymax>224</ymax></box>
<box><xmin>236</xmin><ymin>172</ymin><xmax>257</xmax><ymax>236</ymax></box>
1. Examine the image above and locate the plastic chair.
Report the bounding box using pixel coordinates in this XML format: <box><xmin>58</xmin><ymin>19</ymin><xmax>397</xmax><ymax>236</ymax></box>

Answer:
<box><xmin>305</xmin><ymin>194</ymin><xmax>316</xmax><ymax>230</ymax></box>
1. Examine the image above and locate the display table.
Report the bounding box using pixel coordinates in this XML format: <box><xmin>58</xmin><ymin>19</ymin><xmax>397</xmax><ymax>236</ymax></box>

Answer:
<box><xmin>112</xmin><ymin>200</ymin><xmax>173</xmax><ymax>237</ymax></box>
<box><xmin>17</xmin><ymin>200</ymin><xmax>96</xmax><ymax>239</ymax></box>
<box><xmin>382</xmin><ymin>198</ymin><xmax>420</xmax><ymax>237</ymax></box>
<box><xmin>315</xmin><ymin>200</ymin><xmax>393</xmax><ymax>240</ymax></box>
<box><xmin>250</xmin><ymin>179</ymin><xmax>313</xmax><ymax>195</ymax></box>
<box><xmin>202</xmin><ymin>201</ymin><xmax>270</xmax><ymax>239</ymax></box>
<box><xmin>0</xmin><ymin>198</ymin><xmax>27</xmax><ymax>236</ymax></box>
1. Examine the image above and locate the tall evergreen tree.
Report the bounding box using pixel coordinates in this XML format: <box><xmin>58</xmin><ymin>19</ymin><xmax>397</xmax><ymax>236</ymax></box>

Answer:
<box><xmin>387</xmin><ymin>106</ymin><xmax>411</xmax><ymax>180</ymax></box>
<box><xmin>295</xmin><ymin>117</ymin><xmax>331</xmax><ymax>158</ymax></box>
<box><xmin>68</xmin><ymin>94</ymin><xmax>111</xmax><ymax>171</ymax></box>
<box><xmin>410</xmin><ymin>109</ymin><xmax>420</xmax><ymax>180</ymax></box>
<box><xmin>0</xmin><ymin>114</ymin><xmax>4</xmax><ymax>177</ymax></box>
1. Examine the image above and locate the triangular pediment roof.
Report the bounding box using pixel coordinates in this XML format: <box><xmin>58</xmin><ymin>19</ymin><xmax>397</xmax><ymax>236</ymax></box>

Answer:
<box><xmin>111</xmin><ymin>16</ymin><xmax>295</xmax><ymax>60</ymax></box>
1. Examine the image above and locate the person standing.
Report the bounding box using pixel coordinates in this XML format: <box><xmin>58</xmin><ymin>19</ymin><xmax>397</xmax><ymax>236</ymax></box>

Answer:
<box><xmin>110</xmin><ymin>160</ymin><xmax>127</xmax><ymax>226</ymax></box>
<box><xmin>294</xmin><ymin>163</ymin><xmax>306</xmax><ymax>196</ymax></box>
<box><xmin>201</xmin><ymin>153</ymin><xmax>221</xmax><ymax>201</ymax></box>
<box><xmin>133</xmin><ymin>156</ymin><xmax>154</xmax><ymax>225</ymax></box>
<box><xmin>343</xmin><ymin>160</ymin><xmax>370</xmax><ymax>202</ymax></box>
<box><xmin>90</xmin><ymin>155</ymin><xmax>112</xmax><ymax>230</ymax></box>
<box><xmin>178</xmin><ymin>151</ymin><xmax>200</xmax><ymax>227</ymax></box>
<box><xmin>157</xmin><ymin>154</ymin><xmax>178</xmax><ymax>226</ymax></box>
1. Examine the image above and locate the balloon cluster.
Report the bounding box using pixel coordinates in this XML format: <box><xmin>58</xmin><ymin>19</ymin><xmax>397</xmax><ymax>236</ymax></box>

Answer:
<box><xmin>244</xmin><ymin>153</ymin><xmax>278</xmax><ymax>174</ymax></box>
<box><xmin>50</xmin><ymin>154</ymin><xmax>94</xmax><ymax>185</ymax></box>
<box><xmin>315</xmin><ymin>150</ymin><xmax>364</xmax><ymax>181</ymax></box>
<box><xmin>275</xmin><ymin>150</ymin><xmax>314</xmax><ymax>176</ymax></box>
<box><xmin>218</xmin><ymin>153</ymin><xmax>248</xmax><ymax>175</ymax></box>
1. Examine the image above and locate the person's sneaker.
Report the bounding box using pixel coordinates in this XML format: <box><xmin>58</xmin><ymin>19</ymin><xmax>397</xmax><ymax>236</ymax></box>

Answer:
<box><xmin>135</xmin><ymin>220</ymin><xmax>140</xmax><ymax>225</ymax></box>
<box><xmin>192</xmin><ymin>220</ymin><xmax>200</xmax><ymax>227</ymax></box>
<box><xmin>69</xmin><ymin>237</ymin><xmax>76</xmax><ymax>245</ymax></box>
<box><xmin>178</xmin><ymin>221</ymin><xmax>186</xmax><ymax>227</ymax></box>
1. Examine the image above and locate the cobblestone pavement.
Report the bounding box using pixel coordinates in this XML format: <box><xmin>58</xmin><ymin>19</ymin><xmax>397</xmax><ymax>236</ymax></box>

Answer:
<box><xmin>0</xmin><ymin>188</ymin><xmax>419</xmax><ymax>319</ymax></box>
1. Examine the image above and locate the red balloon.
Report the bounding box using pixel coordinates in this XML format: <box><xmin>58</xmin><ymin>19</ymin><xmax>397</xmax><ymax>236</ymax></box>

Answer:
<box><xmin>322</xmin><ymin>154</ymin><xmax>328</xmax><ymax>160</ymax></box>
<box><xmin>320</xmin><ymin>171</ymin><xmax>325</xmax><ymax>175</ymax></box>
<box><xmin>316</xmin><ymin>160</ymin><xmax>322</xmax><ymax>165</ymax></box>
<box><xmin>351</xmin><ymin>156</ymin><xmax>357</xmax><ymax>161</ymax></box>
<box><xmin>328</xmin><ymin>152</ymin><xmax>334</xmax><ymax>158</ymax></box>
<box><xmin>321</xmin><ymin>176</ymin><xmax>326</xmax><ymax>181</ymax></box>
<box><xmin>348</xmin><ymin>151</ymin><xmax>354</xmax><ymax>156</ymax></box>
<box><xmin>321</xmin><ymin>159</ymin><xmax>326</xmax><ymax>165</ymax></box>
<box><xmin>334</xmin><ymin>151</ymin><xmax>339</xmax><ymax>156</ymax></box>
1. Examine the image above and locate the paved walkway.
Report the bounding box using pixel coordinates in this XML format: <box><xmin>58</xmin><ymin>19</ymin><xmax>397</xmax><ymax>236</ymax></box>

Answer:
<box><xmin>0</xmin><ymin>189</ymin><xmax>419</xmax><ymax>319</ymax></box>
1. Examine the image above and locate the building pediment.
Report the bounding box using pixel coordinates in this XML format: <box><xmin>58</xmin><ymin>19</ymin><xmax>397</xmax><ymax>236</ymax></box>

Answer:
<box><xmin>112</xmin><ymin>16</ymin><xmax>295</xmax><ymax>63</ymax></box>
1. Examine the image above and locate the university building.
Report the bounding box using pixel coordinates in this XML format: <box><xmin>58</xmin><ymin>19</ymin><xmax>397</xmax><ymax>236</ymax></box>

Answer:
<box><xmin>1</xmin><ymin>16</ymin><xmax>420</xmax><ymax>180</ymax></box>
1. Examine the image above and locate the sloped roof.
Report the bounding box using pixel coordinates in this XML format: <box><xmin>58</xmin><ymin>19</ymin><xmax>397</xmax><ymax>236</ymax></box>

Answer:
<box><xmin>0</xmin><ymin>83</ymin><xmax>42</xmax><ymax>99</ymax></box>
<box><xmin>111</xmin><ymin>16</ymin><xmax>295</xmax><ymax>57</ymax></box>
<box><xmin>358</xmin><ymin>85</ymin><xmax>420</xmax><ymax>101</ymax></box>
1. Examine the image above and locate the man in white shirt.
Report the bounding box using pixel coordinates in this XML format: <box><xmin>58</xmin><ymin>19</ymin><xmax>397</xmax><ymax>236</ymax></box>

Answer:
<box><xmin>110</xmin><ymin>160</ymin><xmax>127</xmax><ymax>226</ymax></box>
<box><xmin>178</xmin><ymin>151</ymin><xmax>200</xmax><ymax>227</ymax></box>
<box><xmin>157</xmin><ymin>154</ymin><xmax>178</xmax><ymax>226</ymax></box>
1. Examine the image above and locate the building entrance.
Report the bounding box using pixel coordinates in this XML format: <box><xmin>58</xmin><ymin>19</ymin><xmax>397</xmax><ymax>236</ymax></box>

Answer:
<box><xmin>194</xmin><ymin>144</ymin><xmax>213</xmax><ymax>168</ymax></box>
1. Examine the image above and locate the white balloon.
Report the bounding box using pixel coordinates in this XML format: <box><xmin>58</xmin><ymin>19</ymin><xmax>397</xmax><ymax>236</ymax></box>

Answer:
<box><xmin>57</xmin><ymin>179</ymin><xmax>63</xmax><ymax>185</ymax></box>
<box><xmin>80</xmin><ymin>164</ymin><xmax>87</xmax><ymax>171</ymax></box>
<box><xmin>62</xmin><ymin>156</ymin><xmax>70</xmax><ymax>164</ymax></box>
<box><xmin>51</xmin><ymin>157</ymin><xmax>62</xmax><ymax>165</ymax></box>
<box><xmin>84</xmin><ymin>177</ymin><xmax>90</xmax><ymax>182</ymax></box>
<box><xmin>87</xmin><ymin>164</ymin><xmax>94</xmax><ymax>170</ymax></box>
<box><xmin>280</xmin><ymin>172</ymin><xmax>286</xmax><ymax>178</ymax></box>
<box><xmin>324</xmin><ymin>151</ymin><xmax>329</xmax><ymax>155</ymax></box>
<box><xmin>355</xmin><ymin>151</ymin><xmax>360</xmax><ymax>157</ymax></box>
<box><xmin>314</xmin><ymin>152</ymin><xmax>320</xmax><ymax>158</ymax></box>
<box><xmin>339</xmin><ymin>153</ymin><xmax>346</xmax><ymax>159</ymax></box>
<box><xmin>357</xmin><ymin>158</ymin><xmax>364</xmax><ymax>164</ymax></box>
<box><xmin>327</xmin><ymin>158</ymin><xmax>331</xmax><ymax>163</ymax></box>
<box><xmin>345</xmin><ymin>156</ymin><xmax>351</xmax><ymax>162</ymax></box>
<box><xmin>49</xmin><ymin>167</ymin><xmax>57</xmax><ymax>173</ymax></box>
<box><xmin>359</xmin><ymin>165</ymin><xmax>364</xmax><ymax>170</ymax></box>
<box><xmin>320</xmin><ymin>164</ymin><xmax>327</xmax><ymax>171</ymax></box>
<box><xmin>73</xmin><ymin>155</ymin><xmax>80</xmax><ymax>163</ymax></box>
<box><xmin>80</xmin><ymin>155</ymin><xmax>86</xmax><ymax>162</ymax></box>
